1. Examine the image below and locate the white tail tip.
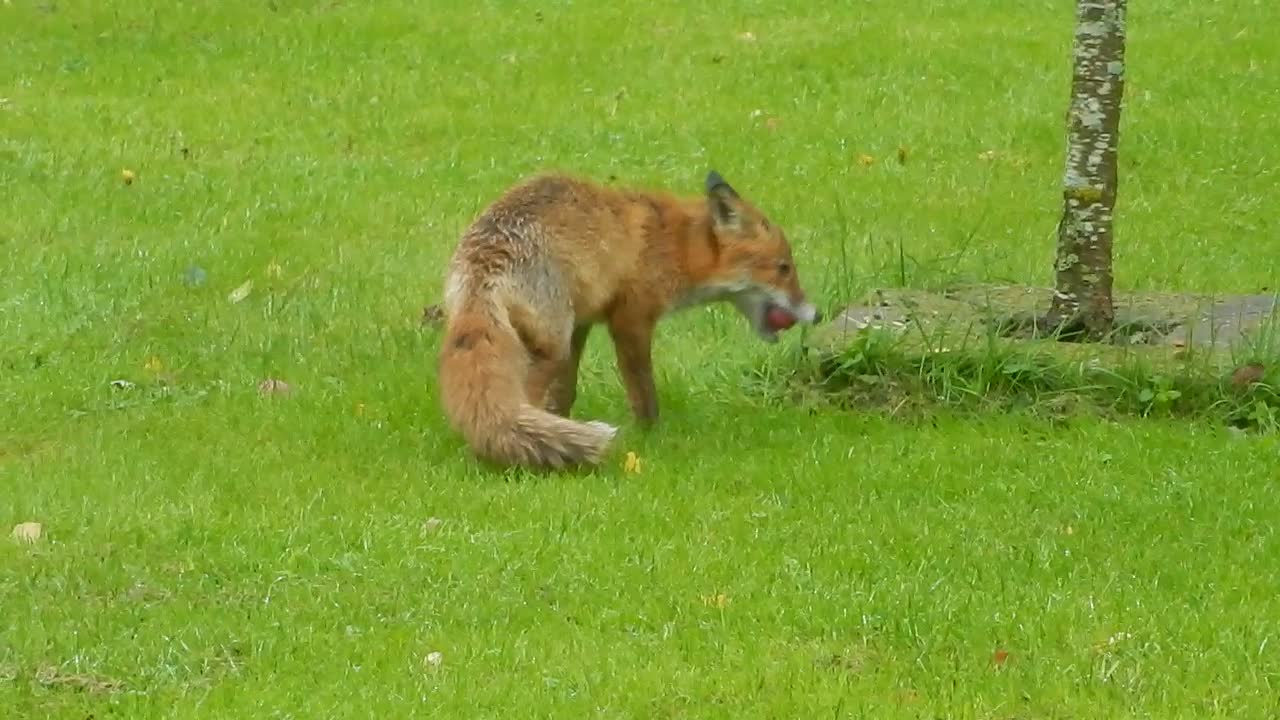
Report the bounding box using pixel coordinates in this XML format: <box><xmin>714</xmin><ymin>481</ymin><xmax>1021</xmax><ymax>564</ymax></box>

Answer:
<box><xmin>586</xmin><ymin>421</ymin><xmax>619</xmax><ymax>440</ymax></box>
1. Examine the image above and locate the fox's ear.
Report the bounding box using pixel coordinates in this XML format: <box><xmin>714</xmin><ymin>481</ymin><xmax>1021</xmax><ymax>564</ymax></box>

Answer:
<box><xmin>705</xmin><ymin>170</ymin><xmax>741</xmax><ymax>230</ymax></box>
<box><xmin>705</xmin><ymin>170</ymin><xmax>738</xmax><ymax>197</ymax></box>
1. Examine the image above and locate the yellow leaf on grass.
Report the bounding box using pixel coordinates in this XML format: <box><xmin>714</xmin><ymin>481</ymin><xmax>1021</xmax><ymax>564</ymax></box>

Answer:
<box><xmin>623</xmin><ymin>451</ymin><xmax>642</xmax><ymax>474</ymax></box>
<box><xmin>857</xmin><ymin>154</ymin><xmax>875</xmax><ymax>167</ymax></box>
<box><xmin>143</xmin><ymin>356</ymin><xmax>164</xmax><ymax>372</ymax></box>
<box><xmin>11</xmin><ymin>522</ymin><xmax>42</xmax><ymax>544</ymax></box>
<box><xmin>700</xmin><ymin>593</ymin><xmax>729</xmax><ymax>608</ymax></box>
<box><xmin>121</xmin><ymin>169</ymin><xmax>136</xmax><ymax>185</ymax></box>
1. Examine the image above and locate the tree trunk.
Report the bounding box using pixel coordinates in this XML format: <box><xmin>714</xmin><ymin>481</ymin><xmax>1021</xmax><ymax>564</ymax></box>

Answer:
<box><xmin>1043</xmin><ymin>0</ymin><xmax>1127</xmax><ymax>341</ymax></box>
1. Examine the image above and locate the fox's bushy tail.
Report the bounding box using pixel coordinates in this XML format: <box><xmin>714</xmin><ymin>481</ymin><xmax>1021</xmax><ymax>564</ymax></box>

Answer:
<box><xmin>438</xmin><ymin>307</ymin><xmax>617</xmax><ymax>470</ymax></box>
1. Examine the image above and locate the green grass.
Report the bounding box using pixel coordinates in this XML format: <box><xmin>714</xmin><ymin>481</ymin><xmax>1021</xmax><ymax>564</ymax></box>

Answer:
<box><xmin>3</xmin><ymin>0</ymin><xmax>1280</xmax><ymax>717</ymax></box>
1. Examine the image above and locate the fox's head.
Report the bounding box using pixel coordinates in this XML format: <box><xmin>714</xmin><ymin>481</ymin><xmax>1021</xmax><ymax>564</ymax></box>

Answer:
<box><xmin>699</xmin><ymin>170</ymin><xmax>822</xmax><ymax>343</ymax></box>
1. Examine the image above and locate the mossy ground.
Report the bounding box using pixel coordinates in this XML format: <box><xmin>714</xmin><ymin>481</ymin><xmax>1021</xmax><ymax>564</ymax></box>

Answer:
<box><xmin>787</xmin><ymin>284</ymin><xmax>1279</xmax><ymax>431</ymax></box>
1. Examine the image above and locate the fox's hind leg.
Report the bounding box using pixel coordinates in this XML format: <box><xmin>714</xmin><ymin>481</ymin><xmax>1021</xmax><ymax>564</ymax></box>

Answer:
<box><xmin>547</xmin><ymin>325</ymin><xmax>591</xmax><ymax>417</ymax></box>
<box><xmin>510</xmin><ymin>305</ymin><xmax>572</xmax><ymax>413</ymax></box>
<box><xmin>509</xmin><ymin>256</ymin><xmax>584</xmax><ymax>416</ymax></box>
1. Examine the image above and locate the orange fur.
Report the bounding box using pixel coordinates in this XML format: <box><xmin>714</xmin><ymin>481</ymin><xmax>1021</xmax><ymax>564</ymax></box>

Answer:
<box><xmin>437</xmin><ymin>171</ymin><xmax>820</xmax><ymax>470</ymax></box>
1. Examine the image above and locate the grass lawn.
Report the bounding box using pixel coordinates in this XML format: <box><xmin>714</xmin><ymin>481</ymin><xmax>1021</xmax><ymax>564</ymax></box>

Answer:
<box><xmin>3</xmin><ymin>0</ymin><xmax>1280</xmax><ymax>717</ymax></box>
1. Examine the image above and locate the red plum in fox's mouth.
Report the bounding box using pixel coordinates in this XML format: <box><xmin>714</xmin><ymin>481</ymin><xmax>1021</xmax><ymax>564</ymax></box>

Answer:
<box><xmin>765</xmin><ymin>304</ymin><xmax>797</xmax><ymax>332</ymax></box>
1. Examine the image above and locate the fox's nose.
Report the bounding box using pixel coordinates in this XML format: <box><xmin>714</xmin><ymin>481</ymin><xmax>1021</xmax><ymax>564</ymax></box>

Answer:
<box><xmin>793</xmin><ymin>301</ymin><xmax>824</xmax><ymax>324</ymax></box>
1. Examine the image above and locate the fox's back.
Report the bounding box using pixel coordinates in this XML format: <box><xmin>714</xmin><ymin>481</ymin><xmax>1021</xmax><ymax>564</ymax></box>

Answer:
<box><xmin>446</xmin><ymin>174</ymin><xmax>688</xmax><ymax>319</ymax></box>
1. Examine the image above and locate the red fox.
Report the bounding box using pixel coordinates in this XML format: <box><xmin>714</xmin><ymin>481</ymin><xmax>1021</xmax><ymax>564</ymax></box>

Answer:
<box><xmin>436</xmin><ymin>170</ymin><xmax>821</xmax><ymax>470</ymax></box>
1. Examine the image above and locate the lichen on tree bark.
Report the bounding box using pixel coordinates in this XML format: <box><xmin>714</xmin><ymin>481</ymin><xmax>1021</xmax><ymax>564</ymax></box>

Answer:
<box><xmin>1044</xmin><ymin>0</ymin><xmax>1127</xmax><ymax>340</ymax></box>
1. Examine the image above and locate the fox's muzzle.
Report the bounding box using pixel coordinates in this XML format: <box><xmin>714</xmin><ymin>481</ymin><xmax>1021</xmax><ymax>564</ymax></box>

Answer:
<box><xmin>793</xmin><ymin>302</ymin><xmax>821</xmax><ymax>325</ymax></box>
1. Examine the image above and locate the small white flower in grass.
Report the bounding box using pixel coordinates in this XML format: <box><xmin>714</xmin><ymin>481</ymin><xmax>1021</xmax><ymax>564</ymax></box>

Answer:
<box><xmin>424</xmin><ymin>651</ymin><xmax>443</xmax><ymax>670</ymax></box>
<box><xmin>1091</xmin><ymin>630</ymin><xmax>1133</xmax><ymax>654</ymax></box>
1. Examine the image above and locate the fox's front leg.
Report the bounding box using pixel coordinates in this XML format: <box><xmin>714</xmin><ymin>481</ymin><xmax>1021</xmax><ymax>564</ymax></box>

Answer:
<box><xmin>607</xmin><ymin>312</ymin><xmax>659</xmax><ymax>426</ymax></box>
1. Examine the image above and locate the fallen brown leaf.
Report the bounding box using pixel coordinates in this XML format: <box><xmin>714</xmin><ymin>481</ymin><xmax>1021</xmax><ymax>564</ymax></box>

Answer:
<box><xmin>894</xmin><ymin>689</ymin><xmax>922</xmax><ymax>705</ymax></box>
<box><xmin>1230</xmin><ymin>362</ymin><xmax>1265</xmax><ymax>388</ymax></box>
<box><xmin>257</xmin><ymin>378</ymin><xmax>293</xmax><ymax>396</ymax></box>
<box><xmin>422</xmin><ymin>303</ymin><xmax>445</xmax><ymax>328</ymax></box>
<box><xmin>227</xmin><ymin>279</ymin><xmax>253</xmax><ymax>304</ymax></box>
<box><xmin>11</xmin><ymin>522</ymin><xmax>41</xmax><ymax>544</ymax></box>
<box><xmin>818</xmin><ymin>648</ymin><xmax>870</xmax><ymax>674</ymax></box>
<box><xmin>34</xmin><ymin>664</ymin><xmax>123</xmax><ymax>694</ymax></box>
<box><xmin>992</xmin><ymin>648</ymin><xmax>1010</xmax><ymax>668</ymax></box>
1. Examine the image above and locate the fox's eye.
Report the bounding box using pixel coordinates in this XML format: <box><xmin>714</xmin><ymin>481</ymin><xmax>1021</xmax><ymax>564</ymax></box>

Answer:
<box><xmin>777</xmin><ymin>261</ymin><xmax>792</xmax><ymax>276</ymax></box>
